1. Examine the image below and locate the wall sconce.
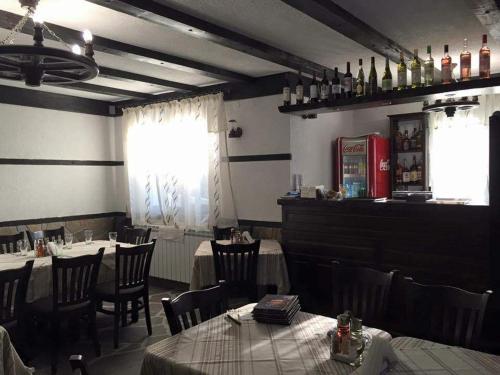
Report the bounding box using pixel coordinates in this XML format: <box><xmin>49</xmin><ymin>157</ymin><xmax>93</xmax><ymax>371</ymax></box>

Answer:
<box><xmin>228</xmin><ymin>119</ymin><xmax>243</xmax><ymax>138</ymax></box>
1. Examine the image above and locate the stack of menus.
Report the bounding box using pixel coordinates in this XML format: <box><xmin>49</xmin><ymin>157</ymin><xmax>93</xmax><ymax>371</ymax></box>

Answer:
<box><xmin>252</xmin><ymin>294</ymin><xmax>300</xmax><ymax>325</ymax></box>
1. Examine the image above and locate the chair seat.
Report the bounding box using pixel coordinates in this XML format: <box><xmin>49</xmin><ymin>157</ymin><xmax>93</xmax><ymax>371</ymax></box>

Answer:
<box><xmin>95</xmin><ymin>281</ymin><xmax>145</xmax><ymax>301</ymax></box>
<box><xmin>30</xmin><ymin>297</ymin><xmax>91</xmax><ymax>315</ymax></box>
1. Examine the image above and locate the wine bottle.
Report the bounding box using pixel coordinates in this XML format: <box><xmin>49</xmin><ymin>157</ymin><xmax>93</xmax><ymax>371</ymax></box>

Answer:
<box><xmin>296</xmin><ymin>70</ymin><xmax>304</xmax><ymax>105</ymax></box>
<box><xmin>460</xmin><ymin>38</ymin><xmax>471</xmax><ymax>81</ymax></box>
<box><xmin>397</xmin><ymin>52</ymin><xmax>407</xmax><ymax>90</ymax></box>
<box><xmin>368</xmin><ymin>56</ymin><xmax>377</xmax><ymax>95</ymax></box>
<box><xmin>283</xmin><ymin>75</ymin><xmax>291</xmax><ymax>106</ymax></box>
<box><xmin>344</xmin><ymin>62</ymin><xmax>353</xmax><ymax>98</ymax></box>
<box><xmin>309</xmin><ymin>73</ymin><xmax>318</xmax><ymax>103</ymax></box>
<box><xmin>441</xmin><ymin>44</ymin><xmax>452</xmax><ymax>84</ymax></box>
<box><xmin>424</xmin><ymin>45</ymin><xmax>434</xmax><ymax>86</ymax></box>
<box><xmin>332</xmin><ymin>67</ymin><xmax>341</xmax><ymax>99</ymax></box>
<box><xmin>356</xmin><ymin>58</ymin><xmax>365</xmax><ymax>97</ymax></box>
<box><xmin>320</xmin><ymin>69</ymin><xmax>330</xmax><ymax>102</ymax></box>
<box><xmin>410</xmin><ymin>156</ymin><xmax>418</xmax><ymax>183</ymax></box>
<box><xmin>411</xmin><ymin>49</ymin><xmax>421</xmax><ymax>88</ymax></box>
<box><xmin>402</xmin><ymin>159</ymin><xmax>410</xmax><ymax>184</ymax></box>
<box><xmin>382</xmin><ymin>56</ymin><xmax>392</xmax><ymax>92</ymax></box>
<box><xmin>480</xmin><ymin>34</ymin><xmax>490</xmax><ymax>79</ymax></box>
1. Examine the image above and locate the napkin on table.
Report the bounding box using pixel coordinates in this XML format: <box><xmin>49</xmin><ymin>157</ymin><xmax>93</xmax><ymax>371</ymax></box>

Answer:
<box><xmin>356</xmin><ymin>335</ymin><xmax>398</xmax><ymax>375</ymax></box>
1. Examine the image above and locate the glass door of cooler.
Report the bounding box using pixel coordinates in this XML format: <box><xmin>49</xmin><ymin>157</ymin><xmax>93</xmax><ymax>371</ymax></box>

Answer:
<box><xmin>342</xmin><ymin>154</ymin><xmax>367</xmax><ymax>198</ymax></box>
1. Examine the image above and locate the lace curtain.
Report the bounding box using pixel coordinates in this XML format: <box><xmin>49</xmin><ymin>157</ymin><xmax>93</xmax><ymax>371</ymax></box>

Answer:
<box><xmin>428</xmin><ymin>94</ymin><xmax>496</xmax><ymax>205</ymax></box>
<box><xmin>122</xmin><ymin>93</ymin><xmax>235</xmax><ymax>232</ymax></box>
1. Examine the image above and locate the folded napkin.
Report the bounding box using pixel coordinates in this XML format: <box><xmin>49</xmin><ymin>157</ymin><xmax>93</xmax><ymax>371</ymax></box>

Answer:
<box><xmin>356</xmin><ymin>335</ymin><xmax>398</xmax><ymax>375</ymax></box>
<box><xmin>46</xmin><ymin>242</ymin><xmax>57</xmax><ymax>256</ymax></box>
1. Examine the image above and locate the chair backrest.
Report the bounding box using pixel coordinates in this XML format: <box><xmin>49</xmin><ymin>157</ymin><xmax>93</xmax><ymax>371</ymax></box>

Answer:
<box><xmin>115</xmin><ymin>240</ymin><xmax>156</xmax><ymax>292</ymax></box>
<box><xmin>123</xmin><ymin>226</ymin><xmax>151</xmax><ymax>245</ymax></box>
<box><xmin>27</xmin><ymin>226</ymin><xmax>65</xmax><ymax>249</ymax></box>
<box><xmin>0</xmin><ymin>232</ymin><xmax>24</xmax><ymax>254</ymax></box>
<box><xmin>52</xmin><ymin>249</ymin><xmax>104</xmax><ymax>312</ymax></box>
<box><xmin>213</xmin><ymin>226</ymin><xmax>233</xmax><ymax>240</ymax></box>
<box><xmin>331</xmin><ymin>261</ymin><xmax>397</xmax><ymax>326</ymax></box>
<box><xmin>162</xmin><ymin>281</ymin><xmax>228</xmax><ymax>335</ymax></box>
<box><xmin>403</xmin><ymin>278</ymin><xmax>491</xmax><ymax>349</ymax></box>
<box><xmin>0</xmin><ymin>260</ymin><xmax>34</xmax><ymax>325</ymax></box>
<box><xmin>210</xmin><ymin>240</ymin><xmax>260</xmax><ymax>297</ymax></box>
<box><xmin>69</xmin><ymin>355</ymin><xmax>90</xmax><ymax>375</ymax></box>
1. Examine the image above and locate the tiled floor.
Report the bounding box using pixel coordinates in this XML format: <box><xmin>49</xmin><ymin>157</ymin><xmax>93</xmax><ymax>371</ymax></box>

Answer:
<box><xmin>24</xmin><ymin>286</ymin><xmax>183</xmax><ymax>375</ymax></box>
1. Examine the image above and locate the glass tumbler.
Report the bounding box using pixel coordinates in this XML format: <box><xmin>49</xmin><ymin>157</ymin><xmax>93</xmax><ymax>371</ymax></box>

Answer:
<box><xmin>17</xmin><ymin>240</ymin><xmax>29</xmax><ymax>256</ymax></box>
<box><xmin>84</xmin><ymin>230</ymin><xmax>93</xmax><ymax>245</ymax></box>
<box><xmin>55</xmin><ymin>239</ymin><xmax>64</xmax><ymax>256</ymax></box>
<box><xmin>109</xmin><ymin>232</ymin><xmax>117</xmax><ymax>248</ymax></box>
<box><xmin>65</xmin><ymin>233</ymin><xmax>73</xmax><ymax>249</ymax></box>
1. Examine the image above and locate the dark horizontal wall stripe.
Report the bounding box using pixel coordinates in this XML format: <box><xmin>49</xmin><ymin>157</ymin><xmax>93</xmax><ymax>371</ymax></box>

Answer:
<box><xmin>222</xmin><ymin>153</ymin><xmax>292</xmax><ymax>163</ymax></box>
<box><xmin>0</xmin><ymin>84</ymin><xmax>114</xmax><ymax>117</ymax></box>
<box><xmin>0</xmin><ymin>212</ymin><xmax>126</xmax><ymax>228</ymax></box>
<box><xmin>238</xmin><ymin>219</ymin><xmax>282</xmax><ymax>228</ymax></box>
<box><xmin>0</xmin><ymin>159</ymin><xmax>124</xmax><ymax>166</ymax></box>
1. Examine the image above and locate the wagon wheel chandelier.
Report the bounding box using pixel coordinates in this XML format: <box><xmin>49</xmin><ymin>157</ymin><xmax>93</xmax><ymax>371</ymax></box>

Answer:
<box><xmin>0</xmin><ymin>0</ymin><xmax>99</xmax><ymax>87</ymax></box>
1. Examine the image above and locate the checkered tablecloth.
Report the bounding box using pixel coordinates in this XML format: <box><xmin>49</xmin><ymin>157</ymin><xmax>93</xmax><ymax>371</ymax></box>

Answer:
<box><xmin>388</xmin><ymin>337</ymin><xmax>500</xmax><ymax>374</ymax></box>
<box><xmin>189</xmin><ymin>240</ymin><xmax>291</xmax><ymax>294</ymax></box>
<box><xmin>140</xmin><ymin>304</ymin><xmax>392</xmax><ymax>375</ymax></box>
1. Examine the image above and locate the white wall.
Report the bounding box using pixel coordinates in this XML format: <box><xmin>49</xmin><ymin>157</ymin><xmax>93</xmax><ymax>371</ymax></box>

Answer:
<box><xmin>0</xmin><ymin>103</ymin><xmax>125</xmax><ymax>222</ymax></box>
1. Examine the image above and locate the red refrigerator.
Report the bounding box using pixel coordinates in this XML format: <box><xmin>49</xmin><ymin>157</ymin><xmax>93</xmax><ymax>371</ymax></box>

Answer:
<box><xmin>334</xmin><ymin>134</ymin><xmax>390</xmax><ymax>198</ymax></box>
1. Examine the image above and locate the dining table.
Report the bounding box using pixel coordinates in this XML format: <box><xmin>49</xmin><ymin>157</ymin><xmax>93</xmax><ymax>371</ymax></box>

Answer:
<box><xmin>0</xmin><ymin>240</ymin><xmax>128</xmax><ymax>302</ymax></box>
<box><xmin>189</xmin><ymin>239</ymin><xmax>291</xmax><ymax>294</ymax></box>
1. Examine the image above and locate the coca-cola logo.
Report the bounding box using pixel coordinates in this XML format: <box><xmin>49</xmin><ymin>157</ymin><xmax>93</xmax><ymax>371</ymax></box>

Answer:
<box><xmin>379</xmin><ymin>159</ymin><xmax>390</xmax><ymax>171</ymax></box>
<box><xmin>343</xmin><ymin>143</ymin><xmax>365</xmax><ymax>153</ymax></box>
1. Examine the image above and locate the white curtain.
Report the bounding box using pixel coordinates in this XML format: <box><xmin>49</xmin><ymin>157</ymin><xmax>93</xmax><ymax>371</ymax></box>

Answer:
<box><xmin>122</xmin><ymin>93</ymin><xmax>235</xmax><ymax>232</ymax></box>
<box><xmin>428</xmin><ymin>94</ymin><xmax>496</xmax><ymax>205</ymax></box>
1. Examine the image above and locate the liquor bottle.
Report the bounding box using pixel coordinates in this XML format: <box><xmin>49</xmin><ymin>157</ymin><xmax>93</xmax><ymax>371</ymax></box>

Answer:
<box><xmin>320</xmin><ymin>69</ymin><xmax>330</xmax><ymax>102</ymax></box>
<box><xmin>460</xmin><ymin>38</ymin><xmax>471</xmax><ymax>81</ymax></box>
<box><xmin>417</xmin><ymin>159</ymin><xmax>423</xmax><ymax>182</ymax></box>
<box><xmin>416</xmin><ymin>124</ymin><xmax>423</xmax><ymax>150</ymax></box>
<box><xmin>296</xmin><ymin>70</ymin><xmax>304</xmax><ymax>105</ymax></box>
<box><xmin>344</xmin><ymin>62</ymin><xmax>353</xmax><ymax>98</ymax></box>
<box><xmin>480</xmin><ymin>34</ymin><xmax>491</xmax><ymax>79</ymax></box>
<box><xmin>403</xmin><ymin>129</ymin><xmax>410</xmax><ymax>152</ymax></box>
<box><xmin>410</xmin><ymin>156</ymin><xmax>418</xmax><ymax>183</ymax></box>
<box><xmin>382</xmin><ymin>56</ymin><xmax>392</xmax><ymax>92</ymax></box>
<box><xmin>441</xmin><ymin>44</ymin><xmax>452</xmax><ymax>84</ymax></box>
<box><xmin>424</xmin><ymin>45</ymin><xmax>434</xmax><ymax>86</ymax></box>
<box><xmin>411</xmin><ymin>49</ymin><xmax>422</xmax><ymax>88</ymax></box>
<box><xmin>356</xmin><ymin>59</ymin><xmax>365</xmax><ymax>96</ymax></box>
<box><xmin>402</xmin><ymin>159</ymin><xmax>411</xmax><ymax>184</ymax></box>
<box><xmin>309</xmin><ymin>73</ymin><xmax>318</xmax><ymax>103</ymax></box>
<box><xmin>368</xmin><ymin>56</ymin><xmax>377</xmax><ymax>95</ymax></box>
<box><xmin>410</xmin><ymin>127</ymin><xmax>417</xmax><ymax>150</ymax></box>
<box><xmin>397</xmin><ymin>52</ymin><xmax>407</xmax><ymax>90</ymax></box>
<box><xmin>283</xmin><ymin>75</ymin><xmax>291</xmax><ymax>106</ymax></box>
<box><xmin>332</xmin><ymin>67</ymin><xmax>341</xmax><ymax>99</ymax></box>
<box><xmin>395</xmin><ymin>125</ymin><xmax>403</xmax><ymax>152</ymax></box>
<box><xmin>396</xmin><ymin>161</ymin><xmax>403</xmax><ymax>185</ymax></box>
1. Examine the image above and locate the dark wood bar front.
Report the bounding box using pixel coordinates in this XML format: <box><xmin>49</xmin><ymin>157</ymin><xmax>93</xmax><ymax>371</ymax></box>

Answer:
<box><xmin>279</xmin><ymin>198</ymin><xmax>493</xmax><ymax>315</ymax></box>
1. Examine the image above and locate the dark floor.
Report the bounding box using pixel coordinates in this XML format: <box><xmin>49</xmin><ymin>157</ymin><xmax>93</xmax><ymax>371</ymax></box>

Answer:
<box><xmin>21</xmin><ymin>285</ymin><xmax>184</xmax><ymax>375</ymax></box>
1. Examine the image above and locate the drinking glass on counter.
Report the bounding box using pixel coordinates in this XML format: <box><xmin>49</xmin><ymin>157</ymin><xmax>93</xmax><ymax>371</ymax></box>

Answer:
<box><xmin>109</xmin><ymin>232</ymin><xmax>117</xmax><ymax>248</ymax></box>
<box><xmin>17</xmin><ymin>239</ymin><xmax>28</xmax><ymax>256</ymax></box>
<box><xmin>55</xmin><ymin>239</ymin><xmax>64</xmax><ymax>256</ymax></box>
<box><xmin>84</xmin><ymin>230</ymin><xmax>93</xmax><ymax>245</ymax></box>
<box><xmin>65</xmin><ymin>233</ymin><xmax>73</xmax><ymax>249</ymax></box>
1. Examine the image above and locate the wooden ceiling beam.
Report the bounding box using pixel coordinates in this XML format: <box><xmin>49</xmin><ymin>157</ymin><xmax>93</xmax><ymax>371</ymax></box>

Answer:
<box><xmin>0</xmin><ymin>9</ymin><xmax>251</xmax><ymax>83</ymax></box>
<box><xmin>64</xmin><ymin>82</ymin><xmax>156</xmax><ymax>99</ymax></box>
<box><xmin>85</xmin><ymin>0</ymin><xmax>334</xmax><ymax>76</ymax></box>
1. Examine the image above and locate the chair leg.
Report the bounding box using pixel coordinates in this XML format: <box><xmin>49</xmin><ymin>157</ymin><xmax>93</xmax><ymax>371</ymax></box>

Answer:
<box><xmin>121</xmin><ymin>301</ymin><xmax>128</xmax><ymax>327</ymax></box>
<box><xmin>51</xmin><ymin>318</ymin><xmax>60</xmax><ymax>375</ymax></box>
<box><xmin>113</xmin><ymin>302</ymin><xmax>120</xmax><ymax>349</ymax></box>
<box><xmin>131</xmin><ymin>299</ymin><xmax>139</xmax><ymax>323</ymax></box>
<box><xmin>88</xmin><ymin>308</ymin><xmax>101</xmax><ymax>357</ymax></box>
<box><xmin>143</xmin><ymin>294</ymin><xmax>152</xmax><ymax>336</ymax></box>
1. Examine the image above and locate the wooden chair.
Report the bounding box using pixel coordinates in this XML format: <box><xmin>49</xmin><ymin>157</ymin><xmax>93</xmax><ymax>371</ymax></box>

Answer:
<box><xmin>27</xmin><ymin>226</ymin><xmax>65</xmax><ymax>249</ymax></box>
<box><xmin>29</xmin><ymin>249</ymin><xmax>104</xmax><ymax>374</ymax></box>
<box><xmin>95</xmin><ymin>240</ymin><xmax>156</xmax><ymax>348</ymax></box>
<box><xmin>403</xmin><ymin>278</ymin><xmax>491</xmax><ymax>349</ymax></box>
<box><xmin>0</xmin><ymin>232</ymin><xmax>24</xmax><ymax>254</ymax></box>
<box><xmin>210</xmin><ymin>240</ymin><xmax>260</xmax><ymax>302</ymax></box>
<box><xmin>123</xmin><ymin>226</ymin><xmax>151</xmax><ymax>245</ymax></box>
<box><xmin>331</xmin><ymin>261</ymin><xmax>397</xmax><ymax>327</ymax></box>
<box><xmin>162</xmin><ymin>281</ymin><xmax>228</xmax><ymax>335</ymax></box>
<box><xmin>69</xmin><ymin>355</ymin><xmax>90</xmax><ymax>375</ymax></box>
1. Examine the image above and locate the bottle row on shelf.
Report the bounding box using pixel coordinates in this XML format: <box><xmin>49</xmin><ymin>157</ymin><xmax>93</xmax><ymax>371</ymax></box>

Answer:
<box><xmin>282</xmin><ymin>34</ymin><xmax>491</xmax><ymax>106</ymax></box>
<box><xmin>396</xmin><ymin>156</ymin><xmax>423</xmax><ymax>185</ymax></box>
<box><xmin>395</xmin><ymin>125</ymin><xmax>424</xmax><ymax>153</ymax></box>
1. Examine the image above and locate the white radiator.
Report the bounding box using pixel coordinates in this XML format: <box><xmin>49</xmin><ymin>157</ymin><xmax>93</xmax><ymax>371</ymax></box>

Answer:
<box><xmin>150</xmin><ymin>232</ymin><xmax>212</xmax><ymax>284</ymax></box>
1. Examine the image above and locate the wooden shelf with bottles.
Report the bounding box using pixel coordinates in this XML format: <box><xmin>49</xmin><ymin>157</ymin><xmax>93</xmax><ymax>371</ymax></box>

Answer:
<box><xmin>278</xmin><ymin>75</ymin><xmax>500</xmax><ymax>117</ymax></box>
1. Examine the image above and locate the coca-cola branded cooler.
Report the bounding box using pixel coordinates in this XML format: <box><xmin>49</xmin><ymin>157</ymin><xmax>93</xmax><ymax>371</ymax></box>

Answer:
<box><xmin>334</xmin><ymin>134</ymin><xmax>390</xmax><ymax>198</ymax></box>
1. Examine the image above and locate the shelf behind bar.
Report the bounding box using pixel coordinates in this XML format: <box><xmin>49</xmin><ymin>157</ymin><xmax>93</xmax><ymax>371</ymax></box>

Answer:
<box><xmin>278</xmin><ymin>75</ymin><xmax>500</xmax><ymax>116</ymax></box>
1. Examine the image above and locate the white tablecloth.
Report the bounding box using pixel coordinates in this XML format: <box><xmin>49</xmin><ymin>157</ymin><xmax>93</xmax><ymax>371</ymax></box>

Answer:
<box><xmin>0</xmin><ymin>326</ymin><xmax>33</xmax><ymax>375</ymax></box>
<box><xmin>189</xmin><ymin>240</ymin><xmax>291</xmax><ymax>294</ymax></box>
<box><xmin>388</xmin><ymin>337</ymin><xmax>500</xmax><ymax>374</ymax></box>
<box><xmin>141</xmin><ymin>304</ymin><xmax>392</xmax><ymax>375</ymax></box>
<box><xmin>0</xmin><ymin>240</ymin><xmax>127</xmax><ymax>302</ymax></box>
